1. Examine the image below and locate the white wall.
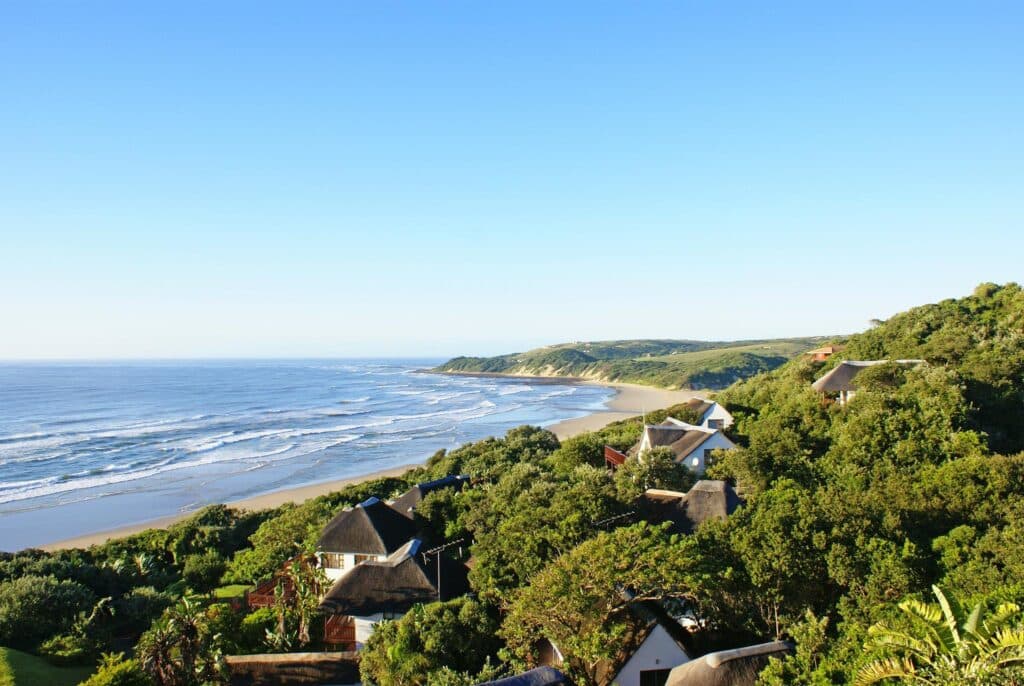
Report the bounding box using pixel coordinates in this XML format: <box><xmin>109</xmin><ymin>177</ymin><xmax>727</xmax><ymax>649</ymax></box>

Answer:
<box><xmin>353</xmin><ymin>613</ymin><xmax>388</xmax><ymax>648</ymax></box>
<box><xmin>701</xmin><ymin>402</ymin><xmax>734</xmax><ymax>430</ymax></box>
<box><xmin>320</xmin><ymin>552</ymin><xmax>385</xmax><ymax>582</ymax></box>
<box><xmin>683</xmin><ymin>432</ymin><xmax>736</xmax><ymax>474</ymax></box>
<box><xmin>611</xmin><ymin>625</ymin><xmax>690</xmax><ymax>686</ymax></box>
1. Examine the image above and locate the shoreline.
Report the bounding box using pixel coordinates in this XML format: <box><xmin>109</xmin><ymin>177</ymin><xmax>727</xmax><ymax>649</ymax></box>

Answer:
<box><xmin>37</xmin><ymin>381</ymin><xmax>705</xmax><ymax>551</ymax></box>
<box><xmin>546</xmin><ymin>381</ymin><xmax>704</xmax><ymax>439</ymax></box>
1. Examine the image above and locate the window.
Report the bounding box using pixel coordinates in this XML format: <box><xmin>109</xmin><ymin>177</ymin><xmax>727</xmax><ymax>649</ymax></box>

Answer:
<box><xmin>708</xmin><ymin>418</ymin><xmax>724</xmax><ymax>429</ymax></box>
<box><xmin>322</xmin><ymin>553</ymin><xmax>345</xmax><ymax>569</ymax></box>
<box><xmin>354</xmin><ymin>554</ymin><xmax>376</xmax><ymax>565</ymax></box>
<box><xmin>639</xmin><ymin>668</ymin><xmax>672</xmax><ymax>686</ymax></box>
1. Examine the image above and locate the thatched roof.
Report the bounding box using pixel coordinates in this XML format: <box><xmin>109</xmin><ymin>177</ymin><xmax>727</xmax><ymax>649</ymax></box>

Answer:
<box><xmin>632</xmin><ymin>600</ymin><xmax>696</xmax><ymax>654</ymax></box>
<box><xmin>226</xmin><ymin>652</ymin><xmax>359</xmax><ymax>686</ymax></box>
<box><xmin>639</xmin><ymin>425</ymin><xmax>715</xmax><ymax>462</ymax></box>
<box><xmin>683</xmin><ymin>398</ymin><xmax>714</xmax><ymax>419</ymax></box>
<box><xmin>390</xmin><ymin>474</ymin><xmax>470</xmax><ymax>519</ymax></box>
<box><xmin>475</xmin><ymin>667</ymin><xmax>572</xmax><ymax>686</ymax></box>
<box><xmin>805</xmin><ymin>344</ymin><xmax>843</xmax><ymax>355</ymax></box>
<box><xmin>665</xmin><ymin>641</ymin><xmax>793</xmax><ymax>686</ymax></box>
<box><xmin>319</xmin><ymin>539</ymin><xmax>469</xmax><ymax>616</ymax></box>
<box><xmin>316</xmin><ymin>497</ymin><xmax>417</xmax><ymax>555</ymax></box>
<box><xmin>811</xmin><ymin>359</ymin><xmax>926</xmax><ymax>393</ymax></box>
<box><xmin>639</xmin><ymin>481</ymin><xmax>743</xmax><ymax>534</ymax></box>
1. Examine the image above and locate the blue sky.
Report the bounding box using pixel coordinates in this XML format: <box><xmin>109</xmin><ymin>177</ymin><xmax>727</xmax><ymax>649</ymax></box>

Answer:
<box><xmin>1</xmin><ymin>2</ymin><xmax>1021</xmax><ymax>358</ymax></box>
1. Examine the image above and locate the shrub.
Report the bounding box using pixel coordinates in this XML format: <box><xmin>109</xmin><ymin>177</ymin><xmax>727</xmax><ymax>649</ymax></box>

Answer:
<box><xmin>181</xmin><ymin>552</ymin><xmax>226</xmax><ymax>592</ymax></box>
<box><xmin>80</xmin><ymin>653</ymin><xmax>153</xmax><ymax>686</ymax></box>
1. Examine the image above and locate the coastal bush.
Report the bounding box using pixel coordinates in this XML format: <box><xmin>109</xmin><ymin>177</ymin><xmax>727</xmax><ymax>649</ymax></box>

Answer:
<box><xmin>181</xmin><ymin>552</ymin><xmax>226</xmax><ymax>593</ymax></box>
<box><xmin>359</xmin><ymin>598</ymin><xmax>503</xmax><ymax>686</ymax></box>
<box><xmin>112</xmin><ymin>587</ymin><xmax>174</xmax><ymax>638</ymax></box>
<box><xmin>0</xmin><ymin>575</ymin><xmax>96</xmax><ymax>650</ymax></box>
<box><xmin>80</xmin><ymin>653</ymin><xmax>153</xmax><ymax>686</ymax></box>
<box><xmin>613</xmin><ymin>446</ymin><xmax>695</xmax><ymax>500</ymax></box>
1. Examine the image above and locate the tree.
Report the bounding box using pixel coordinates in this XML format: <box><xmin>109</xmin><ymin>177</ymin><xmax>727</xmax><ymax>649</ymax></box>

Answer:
<box><xmin>181</xmin><ymin>552</ymin><xmax>226</xmax><ymax>593</ymax></box>
<box><xmin>360</xmin><ymin>598</ymin><xmax>502</xmax><ymax>686</ymax></box>
<box><xmin>757</xmin><ymin>610</ymin><xmax>834</xmax><ymax>685</ymax></box>
<box><xmin>613</xmin><ymin>446</ymin><xmax>695</xmax><ymax>500</ymax></box>
<box><xmin>223</xmin><ymin>501</ymin><xmax>331</xmax><ymax>584</ymax></box>
<box><xmin>0</xmin><ymin>574</ymin><xmax>96</xmax><ymax>650</ymax></box>
<box><xmin>137</xmin><ymin>598</ymin><xmax>227</xmax><ymax>686</ymax></box>
<box><xmin>855</xmin><ymin>585</ymin><xmax>1024</xmax><ymax>685</ymax></box>
<box><xmin>284</xmin><ymin>556</ymin><xmax>328</xmax><ymax>647</ymax></box>
<box><xmin>502</xmin><ymin>523</ymin><xmax>699</xmax><ymax>686</ymax></box>
<box><xmin>729</xmin><ymin>479</ymin><xmax>831</xmax><ymax>637</ymax></box>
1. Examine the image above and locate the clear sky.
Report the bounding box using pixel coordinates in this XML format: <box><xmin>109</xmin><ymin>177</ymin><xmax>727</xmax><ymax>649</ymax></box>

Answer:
<box><xmin>1</xmin><ymin>2</ymin><xmax>1021</xmax><ymax>359</ymax></box>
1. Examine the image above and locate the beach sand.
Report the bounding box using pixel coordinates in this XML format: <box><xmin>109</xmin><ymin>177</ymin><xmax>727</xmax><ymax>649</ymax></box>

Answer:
<box><xmin>39</xmin><ymin>381</ymin><xmax>706</xmax><ymax>551</ymax></box>
<box><xmin>546</xmin><ymin>382</ymin><xmax>703</xmax><ymax>439</ymax></box>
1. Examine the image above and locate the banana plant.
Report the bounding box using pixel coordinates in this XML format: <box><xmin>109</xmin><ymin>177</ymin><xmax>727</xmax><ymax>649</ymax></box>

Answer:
<box><xmin>855</xmin><ymin>585</ymin><xmax>1024</xmax><ymax>685</ymax></box>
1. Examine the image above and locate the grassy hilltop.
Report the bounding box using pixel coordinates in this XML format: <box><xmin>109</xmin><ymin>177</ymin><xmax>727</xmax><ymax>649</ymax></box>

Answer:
<box><xmin>435</xmin><ymin>337</ymin><xmax>832</xmax><ymax>389</ymax></box>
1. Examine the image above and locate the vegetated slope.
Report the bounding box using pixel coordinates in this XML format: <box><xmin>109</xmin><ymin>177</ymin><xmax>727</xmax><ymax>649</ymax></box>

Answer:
<box><xmin>839</xmin><ymin>282</ymin><xmax>1024</xmax><ymax>454</ymax></box>
<box><xmin>703</xmin><ymin>282</ymin><xmax>1024</xmax><ymax>681</ymax></box>
<box><xmin>435</xmin><ymin>337</ymin><xmax>830</xmax><ymax>389</ymax></box>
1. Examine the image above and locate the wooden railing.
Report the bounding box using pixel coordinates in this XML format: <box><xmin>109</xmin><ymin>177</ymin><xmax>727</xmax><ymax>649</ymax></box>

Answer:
<box><xmin>324</xmin><ymin>615</ymin><xmax>357</xmax><ymax>651</ymax></box>
<box><xmin>604</xmin><ymin>446</ymin><xmax>627</xmax><ymax>469</ymax></box>
<box><xmin>247</xmin><ymin>576</ymin><xmax>297</xmax><ymax>610</ymax></box>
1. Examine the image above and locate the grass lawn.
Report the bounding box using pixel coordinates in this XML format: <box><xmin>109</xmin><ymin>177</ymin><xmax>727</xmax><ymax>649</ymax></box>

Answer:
<box><xmin>212</xmin><ymin>583</ymin><xmax>250</xmax><ymax>599</ymax></box>
<box><xmin>0</xmin><ymin>647</ymin><xmax>93</xmax><ymax>686</ymax></box>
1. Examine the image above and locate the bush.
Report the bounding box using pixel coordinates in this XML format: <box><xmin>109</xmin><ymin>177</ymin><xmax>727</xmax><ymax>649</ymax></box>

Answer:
<box><xmin>240</xmin><ymin>607</ymin><xmax>279</xmax><ymax>651</ymax></box>
<box><xmin>181</xmin><ymin>552</ymin><xmax>226</xmax><ymax>592</ymax></box>
<box><xmin>37</xmin><ymin>632</ymin><xmax>95</xmax><ymax>666</ymax></box>
<box><xmin>112</xmin><ymin>587</ymin><xmax>173</xmax><ymax>637</ymax></box>
<box><xmin>81</xmin><ymin>652</ymin><xmax>153</xmax><ymax>686</ymax></box>
<box><xmin>0</xmin><ymin>575</ymin><xmax>96</xmax><ymax>650</ymax></box>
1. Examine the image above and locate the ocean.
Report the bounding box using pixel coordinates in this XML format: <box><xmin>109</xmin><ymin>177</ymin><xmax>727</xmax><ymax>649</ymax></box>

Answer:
<box><xmin>0</xmin><ymin>360</ymin><xmax>613</xmax><ymax>551</ymax></box>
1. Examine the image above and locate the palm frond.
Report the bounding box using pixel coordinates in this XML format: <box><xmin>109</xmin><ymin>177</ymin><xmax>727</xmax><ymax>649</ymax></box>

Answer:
<box><xmin>867</xmin><ymin>624</ymin><xmax>938</xmax><ymax>660</ymax></box>
<box><xmin>853</xmin><ymin>656</ymin><xmax>920</xmax><ymax>686</ymax></box>
<box><xmin>932</xmin><ymin>585</ymin><xmax>962</xmax><ymax>648</ymax></box>
<box><xmin>964</xmin><ymin>603</ymin><xmax>983</xmax><ymax>637</ymax></box>
<box><xmin>898</xmin><ymin>600</ymin><xmax>955</xmax><ymax>654</ymax></box>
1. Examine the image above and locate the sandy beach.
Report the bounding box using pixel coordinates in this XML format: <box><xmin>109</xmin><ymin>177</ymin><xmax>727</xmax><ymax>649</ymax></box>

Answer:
<box><xmin>40</xmin><ymin>381</ymin><xmax>705</xmax><ymax>551</ymax></box>
<box><xmin>546</xmin><ymin>381</ymin><xmax>703</xmax><ymax>439</ymax></box>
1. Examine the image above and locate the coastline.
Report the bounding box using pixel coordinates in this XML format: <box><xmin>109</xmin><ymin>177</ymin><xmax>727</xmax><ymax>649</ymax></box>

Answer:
<box><xmin>546</xmin><ymin>381</ymin><xmax>703</xmax><ymax>439</ymax></box>
<box><xmin>38</xmin><ymin>381</ymin><xmax>704</xmax><ymax>551</ymax></box>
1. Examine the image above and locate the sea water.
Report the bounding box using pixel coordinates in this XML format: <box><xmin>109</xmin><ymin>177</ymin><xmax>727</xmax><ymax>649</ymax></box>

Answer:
<box><xmin>0</xmin><ymin>360</ymin><xmax>612</xmax><ymax>550</ymax></box>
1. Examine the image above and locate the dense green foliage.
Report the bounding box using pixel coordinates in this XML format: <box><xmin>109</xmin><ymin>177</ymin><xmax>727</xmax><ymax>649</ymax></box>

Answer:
<box><xmin>359</xmin><ymin>598</ymin><xmax>502</xmax><ymax>686</ymax></box>
<box><xmin>79</xmin><ymin>653</ymin><xmax>152</xmax><ymax>686</ymax></box>
<box><xmin>435</xmin><ymin>337</ymin><xmax>828</xmax><ymax>389</ymax></box>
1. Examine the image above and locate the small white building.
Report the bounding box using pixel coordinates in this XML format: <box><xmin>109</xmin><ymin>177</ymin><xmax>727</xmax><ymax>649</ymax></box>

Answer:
<box><xmin>636</xmin><ymin>419</ymin><xmax>736</xmax><ymax>474</ymax></box>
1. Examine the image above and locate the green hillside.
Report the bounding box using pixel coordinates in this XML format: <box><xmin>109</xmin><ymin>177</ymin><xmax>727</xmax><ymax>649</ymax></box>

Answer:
<box><xmin>435</xmin><ymin>337</ymin><xmax>831</xmax><ymax>389</ymax></box>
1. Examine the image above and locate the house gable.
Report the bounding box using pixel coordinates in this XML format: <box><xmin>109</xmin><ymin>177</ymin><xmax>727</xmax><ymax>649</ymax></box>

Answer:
<box><xmin>611</xmin><ymin>624</ymin><xmax>691</xmax><ymax>686</ymax></box>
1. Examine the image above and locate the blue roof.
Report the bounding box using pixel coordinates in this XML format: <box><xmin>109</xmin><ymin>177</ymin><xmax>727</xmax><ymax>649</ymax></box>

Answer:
<box><xmin>476</xmin><ymin>667</ymin><xmax>570</xmax><ymax>686</ymax></box>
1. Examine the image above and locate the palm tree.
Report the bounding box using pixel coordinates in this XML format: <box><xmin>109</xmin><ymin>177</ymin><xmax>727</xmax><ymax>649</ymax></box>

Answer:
<box><xmin>137</xmin><ymin>598</ymin><xmax>227</xmax><ymax>686</ymax></box>
<box><xmin>855</xmin><ymin>585</ymin><xmax>1024</xmax><ymax>685</ymax></box>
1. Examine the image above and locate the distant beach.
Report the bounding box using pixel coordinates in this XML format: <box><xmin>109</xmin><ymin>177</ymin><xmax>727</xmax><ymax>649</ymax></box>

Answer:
<box><xmin>37</xmin><ymin>380</ymin><xmax>703</xmax><ymax>551</ymax></box>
